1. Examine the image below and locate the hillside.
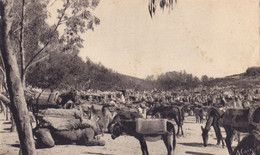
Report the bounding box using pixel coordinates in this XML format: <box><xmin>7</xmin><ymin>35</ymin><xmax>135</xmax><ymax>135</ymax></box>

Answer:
<box><xmin>209</xmin><ymin>67</ymin><xmax>260</xmax><ymax>88</ymax></box>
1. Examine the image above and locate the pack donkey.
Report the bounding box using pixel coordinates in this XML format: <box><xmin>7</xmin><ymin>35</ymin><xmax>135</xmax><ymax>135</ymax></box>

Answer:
<box><xmin>202</xmin><ymin>106</ymin><xmax>260</xmax><ymax>155</ymax></box>
<box><xmin>147</xmin><ymin>105</ymin><xmax>184</xmax><ymax>135</ymax></box>
<box><xmin>109</xmin><ymin>111</ymin><xmax>176</xmax><ymax>155</ymax></box>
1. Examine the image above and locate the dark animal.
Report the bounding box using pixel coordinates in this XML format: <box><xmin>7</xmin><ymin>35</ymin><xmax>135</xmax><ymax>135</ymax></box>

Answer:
<box><xmin>146</xmin><ymin>105</ymin><xmax>184</xmax><ymax>135</ymax></box>
<box><xmin>110</xmin><ymin>112</ymin><xmax>176</xmax><ymax>155</ymax></box>
<box><xmin>194</xmin><ymin>107</ymin><xmax>204</xmax><ymax>123</ymax></box>
<box><xmin>234</xmin><ymin>130</ymin><xmax>260</xmax><ymax>155</ymax></box>
<box><xmin>201</xmin><ymin>107</ymin><xmax>225</xmax><ymax>147</ymax></box>
<box><xmin>181</xmin><ymin>104</ymin><xmax>193</xmax><ymax>116</ymax></box>
<box><xmin>56</xmin><ymin>89</ymin><xmax>77</xmax><ymax>109</ymax></box>
<box><xmin>202</xmin><ymin>106</ymin><xmax>260</xmax><ymax>155</ymax></box>
<box><xmin>249</xmin><ymin>106</ymin><xmax>260</xmax><ymax>131</ymax></box>
<box><xmin>221</xmin><ymin>107</ymin><xmax>260</xmax><ymax>155</ymax></box>
<box><xmin>108</xmin><ymin>111</ymin><xmax>143</xmax><ymax>133</ymax></box>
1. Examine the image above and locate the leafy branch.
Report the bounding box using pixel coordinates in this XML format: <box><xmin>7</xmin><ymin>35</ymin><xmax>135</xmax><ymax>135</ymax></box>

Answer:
<box><xmin>24</xmin><ymin>0</ymin><xmax>70</xmax><ymax>72</ymax></box>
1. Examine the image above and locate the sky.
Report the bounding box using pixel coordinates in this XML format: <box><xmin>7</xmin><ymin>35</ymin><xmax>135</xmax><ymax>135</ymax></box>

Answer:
<box><xmin>52</xmin><ymin>0</ymin><xmax>260</xmax><ymax>79</ymax></box>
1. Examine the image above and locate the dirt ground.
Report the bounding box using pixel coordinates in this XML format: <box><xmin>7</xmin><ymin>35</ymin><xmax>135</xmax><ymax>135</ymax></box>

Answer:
<box><xmin>0</xmin><ymin>113</ymin><xmax>241</xmax><ymax>155</ymax></box>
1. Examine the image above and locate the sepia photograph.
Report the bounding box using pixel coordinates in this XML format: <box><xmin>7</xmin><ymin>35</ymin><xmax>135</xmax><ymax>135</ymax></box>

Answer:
<box><xmin>0</xmin><ymin>0</ymin><xmax>259</xmax><ymax>155</ymax></box>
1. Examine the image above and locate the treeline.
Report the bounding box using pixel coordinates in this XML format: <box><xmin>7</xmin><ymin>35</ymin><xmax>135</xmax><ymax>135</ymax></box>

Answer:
<box><xmin>26</xmin><ymin>52</ymin><xmax>153</xmax><ymax>91</ymax></box>
<box><xmin>26</xmin><ymin>52</ymin><xmax>214</xmax><ymax>91</ymax></box>
<box><xmin>155</xmin><ymin>71</ymin><xmax>201</xmax><ymax>90</ymax></box>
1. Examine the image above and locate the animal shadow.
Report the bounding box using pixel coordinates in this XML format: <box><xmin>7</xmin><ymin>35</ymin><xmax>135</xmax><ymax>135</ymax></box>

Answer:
<box><xmin>10</xmin><ymin>144</ymin><xmax>20</xmax><ymax>148</ymax></box>
<box><xmin>185</xmin><ymin>151</ymin><xmax>215</xmax><ymax>155</ymax></box>
<box><xmin>179</xmin><ymin>142</ymin><xmax>214</xmax><ymax>147</ymax></box>
<box><xmin>3</xmin><ymin>127</ymin><xmax>11</xmax><ymax>130</ymax></box>
<box><xmin>83</xmin><ymin>152</ymin><xmax>115</xmax><ymax>155</ymax></box>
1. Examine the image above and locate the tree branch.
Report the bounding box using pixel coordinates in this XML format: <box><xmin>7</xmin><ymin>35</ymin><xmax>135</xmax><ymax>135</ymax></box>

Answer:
<box><xmin>0</xmin><ymin>92</ymin><xmax>10</xmax><ymax>108</ymax></box>
<box><xmin>0</xmin><ymin>54</ymin><xmax>5</xmax><ymax>71</ymax></box>
<box><xmin>26</xmin><ymin>54</ymin><xmax>49</xmax><ymax>69</ymax></box>
<box><xmin>0</xmin><ymin>64</ymin><xmax>7</xmax><ymax>92</ymax></box>
<box><xmin>24</xmin><ymin>0</ymin><xmax>70</xmax><ymax>73</ymax></box>
<box><xmin>60</xmin><ymin>18</ymin><xmax>68</xmax><ymax>23</ymax></box>
<box><xmin>3</xmin><ymin>0</ymin><xmax>14</xmax><ymax>34</ymax></box>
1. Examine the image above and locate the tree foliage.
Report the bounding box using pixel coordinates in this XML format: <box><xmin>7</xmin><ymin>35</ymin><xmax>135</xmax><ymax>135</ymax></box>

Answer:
<box><xmin>26</xmin><ymin>54</ymin><xmax>144</xmax><ymax>91</ymax></box>
<box><xmin>58</xmin><ymin>0</ymin><xmax>100</xmax><ymax>54</ymax></box>
<box><xmin>156</xmin><ymin>71</ymin><xmax>200</xmax><ymax>90</ymax></box>
<box><xmin>27</xmin><ymin>53</ymin><xmax>202</xmax><ymax>91</ymax></box>
<box><xmin>148</xmin><ymin>0</ymin><xmax>177</xmax><ymax>18</ymax></box>
<box><xmin>0</xmin><ymin>0</ymin><xmax>101</xmax><ymax>87</ymax></box>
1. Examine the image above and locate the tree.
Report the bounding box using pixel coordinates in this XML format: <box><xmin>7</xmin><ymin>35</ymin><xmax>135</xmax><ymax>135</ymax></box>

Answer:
<box><xmin>0</xmin><ymin>0</ymin><xmax>101</xmax><ymax>154</ymax></box>
<box><xmin>26</xmin><ymin>51</ymin><xmax>88</xmax><ymax>90</ymax></box>
<box><xmin>0</xmin><ymin>1</ymin><xmax>36</xmax><ymax>154</ymax></box>
<box><xmin>201</xmin><ymin>75</ymin><xmax>209</xmax><ymax>83</ymax></box>
<box><xmin>5</xmin><ymin>0</ymin><xmax>100</xmax><ymax>87</ymax></box>
<box><xmin>155</xmin><ymin>71</ymin><xmax>200</xmax><ymax>90</ymax></box>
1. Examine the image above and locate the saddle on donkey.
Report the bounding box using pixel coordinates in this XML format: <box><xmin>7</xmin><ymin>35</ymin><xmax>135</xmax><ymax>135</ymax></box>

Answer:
<box><xmin>136</xmin><ymin>118</ymin><xmax>169</xmax><ymax>142</ymax></box>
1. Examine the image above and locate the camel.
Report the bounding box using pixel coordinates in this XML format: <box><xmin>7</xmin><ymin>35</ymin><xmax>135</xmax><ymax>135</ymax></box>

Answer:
<box><xmin>34</xmin><ymin>126</ymin><xmax>105</xmax><ymax>148</ymax></box>
<box><xmin>34</xmin><ymin>108</ymin><xmax>105</xmax><ymax>148</ymax></box>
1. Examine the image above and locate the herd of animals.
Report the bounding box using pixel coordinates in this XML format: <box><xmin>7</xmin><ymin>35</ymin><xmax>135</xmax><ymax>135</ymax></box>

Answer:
<box><xmin>0</xmin><ymin>88</ymin><xmax>260</xmax><ymax>155</ymax></box>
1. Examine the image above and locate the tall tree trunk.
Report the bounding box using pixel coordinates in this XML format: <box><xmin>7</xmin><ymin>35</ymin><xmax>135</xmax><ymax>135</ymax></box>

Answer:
<box><xmin>19</xmin><ymin>0</ymin><xmax>25</xmax><ymax>87</ymax></box>
<box><xmin>0</xmin><ymin>1</ymin><xmax>36</xmax><ymax>154</ymax></box>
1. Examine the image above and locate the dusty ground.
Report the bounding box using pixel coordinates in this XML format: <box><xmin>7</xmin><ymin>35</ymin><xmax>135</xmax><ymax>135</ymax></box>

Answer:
<box><xmin>0</xmin><ymin>113</ymin><xmax>240</xmax><ymax>155</ymax></box>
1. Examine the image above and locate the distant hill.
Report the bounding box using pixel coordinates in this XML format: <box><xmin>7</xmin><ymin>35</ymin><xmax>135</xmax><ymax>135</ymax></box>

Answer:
<box><xmin>87</xmin><ymin>66</ymin><xmax>260</xmax><ymax>90</ymax></box>
<box><xmin>209</xmin><ymin>67</ymin><xmax>260</xmax><ymax>88</ymax></box>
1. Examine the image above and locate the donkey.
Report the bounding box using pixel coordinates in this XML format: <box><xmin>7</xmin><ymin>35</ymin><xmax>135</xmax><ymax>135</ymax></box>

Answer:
<box><xmin>194</xmin><ymin>107</ymin><xmax>204</xmax><ymax>123</ymax></box>
<box><xmin>202</xmin><ymin>106</ymin><xmax>260</xmax><ymax>155</ymax></box>
<box><xmin>234</xmin><ymin>130</ymin><xmax>260</xmax><ymax>155</ymax></box>
<box><xmin>201</xmin><ymin>107</ymin><xmax>225</xmax><ymax>147</ymax></box>
<box><xmin>56</xmin><ymin>89</ymin><xmax>77</xmax><ymax>109</ymax></box>
<box><xmin>221</xmin><ymin>107</ymin><xmax>257</xmax><ymax>155</ymax></box>
<box><xmin>108</xmin><ymin>110</ymin><xmax>143</xmax><ymax>133</ymax></box>
<box><xmin>147</xmin><ymin>105</ymin><xmax>184</xmax><ymax>135</ymax></box>
<box><xmin>110</xmin><ymin>111</ymin><xmax>176</xmax><ymax>155</ymax></box>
